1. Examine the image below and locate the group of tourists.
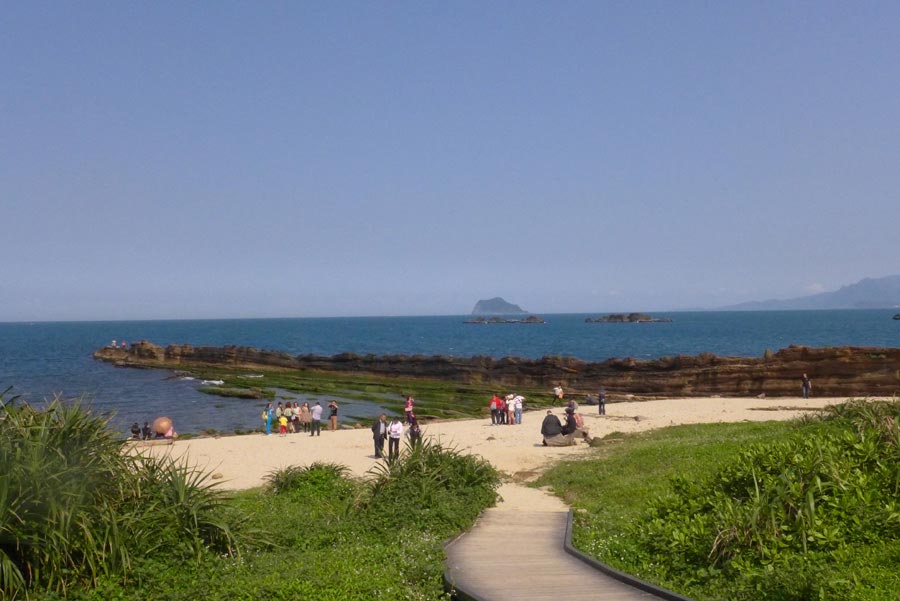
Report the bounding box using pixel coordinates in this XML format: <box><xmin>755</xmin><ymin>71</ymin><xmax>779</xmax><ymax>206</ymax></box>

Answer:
<box><xmin>488</xmin><ymin>393</ymin><xmax>525</xmax><ymax>425</ymax></box>
<box><xmin>262</xmin><ymin>400</ymin><xmax>338</xmax><ymax>437</ymax></box>
<box><xmin>371</xmin><ymin>396</ymin><xmax>422</xmax><ymax>460</ymax></box>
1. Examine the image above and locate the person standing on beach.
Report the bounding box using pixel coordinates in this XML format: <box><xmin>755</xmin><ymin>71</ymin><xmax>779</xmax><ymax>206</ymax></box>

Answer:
<box><xmin>802</xmin><ymin>374</ymin><xmax>812</xmax><ymax>399</ymax></box>
<box><xmin>388</xmin><ymin>417</ymin><xmax>404</xmax><ymax>460</ymax></box>
<box><xmin>300</xmin><ymin>402</ymin><xmax>311</xmax><ymax>433</ymax></box>
<box><xmin>554</xmin><ymin>384</ymin><xmax>564</xmax><ymax>405</ymax></box>
<box><xmin>598</xmin><ymin>389</ymin><xmax>606</xmax><ymax>415</ymax></box>
<box><xmin>283</xmin><ymin>402</ymin><xmax>294</xmax><ymax>433</ymax></box>
<box><xmin>404</xmin><ymin>396</ymin><xmax>416</xmax><ymax>424</ymax></box>
<box><xmin>328</xmin><ymin>401</ymin><xmax>339</xmax><ymax>431</ymax></box>
<box><xmin>489</xmin><ymin>393</ymin><xmax>501</xmax><ymax>425</ymax></box>
<box><xmin>264</xmin><ymin>402</ymin><xmax>274</xmax><ymax>435</ymax></box>
<box><xmin>310</xmin><ymin>402</ymin><xmax>323</xmax><ymax>436</ymax></box>
<box><xmin>513</xmin><ymin>395</ymin><xmax>524</xmax><ymax>425</ymax></box>
<box><xmin>278</xmin><ymin>414</ymin><xmax>288</xmax><ymax>437</ymax></box>
<box><xmin>372</xmin><ymin>414</ymin><xmax>388</xmax><ymax>458</ymax></box>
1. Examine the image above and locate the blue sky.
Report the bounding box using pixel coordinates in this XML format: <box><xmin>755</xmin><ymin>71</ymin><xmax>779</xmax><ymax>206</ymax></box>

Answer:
<box><xmin>2</xmin><ymin>2</ymin><xmax>899</xmax><ymax>320</ymax></box>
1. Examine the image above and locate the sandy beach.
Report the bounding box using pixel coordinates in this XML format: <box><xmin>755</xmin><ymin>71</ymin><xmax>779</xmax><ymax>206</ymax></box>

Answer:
<box><xmin>132</xmin><ymin>396</ymin><xmax>859</xmax><ymax>491</ymax></box>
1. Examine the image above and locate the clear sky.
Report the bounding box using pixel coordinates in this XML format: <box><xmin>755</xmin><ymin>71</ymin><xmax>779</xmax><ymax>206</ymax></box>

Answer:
<box><xmin>2</xmin><ymin>2</ymin><xmax>899</xmax><ymax>321</ymax></box>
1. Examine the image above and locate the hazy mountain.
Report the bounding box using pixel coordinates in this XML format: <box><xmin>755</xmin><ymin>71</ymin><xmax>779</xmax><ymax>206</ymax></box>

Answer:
<box><xmin>471</xmin><ymin>297</ymin><xmax>527</xmax><ymax>315</ymax></box>
<box><xmin>721</xmin><ymin>275</ymin><xmax>900</xmax><ymax>310</ymax></box>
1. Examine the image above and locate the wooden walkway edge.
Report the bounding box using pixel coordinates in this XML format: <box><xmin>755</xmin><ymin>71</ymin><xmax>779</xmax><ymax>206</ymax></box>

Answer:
<box><xmin>444</xmin><ymin>485</ymin><xmax>693</xmax><ymax>601</ymax></box>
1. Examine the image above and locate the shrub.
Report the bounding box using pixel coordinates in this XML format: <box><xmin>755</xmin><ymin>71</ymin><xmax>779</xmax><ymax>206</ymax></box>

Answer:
<box><xmin>361</xmin><ymin>438</ymin><xmax>499</xmax><ymax>536</ymax></box>
<box><xmin>0</xmin><ymin>390</ymin><xmax>250</xmax><ymax>598</ymax></box>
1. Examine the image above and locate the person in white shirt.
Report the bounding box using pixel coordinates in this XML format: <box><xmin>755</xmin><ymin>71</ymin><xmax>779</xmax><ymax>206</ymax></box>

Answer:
<box><xmin>553</xmin><ymin>385</ymin><xmax>564</xmax><ymax>405</ymax></box>
<box><xmin>310</xmin><ymin>402</ymin><xmax>323</xmax><ymax>436</ymax></box>
<box><xmin>388</xmin><ymin>417</ymin><xmax>404</xmax><ymax>460</ymax></box>
<box><xmin>513</xmin><ymin>395</ymin><xmax>524</xmax><ymax>424</ymax></box>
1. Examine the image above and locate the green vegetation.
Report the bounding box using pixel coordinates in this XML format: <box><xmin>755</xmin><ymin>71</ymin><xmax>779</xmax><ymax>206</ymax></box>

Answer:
<box><xmin>1</xmin><ymin>389</ymin><xmax>499</xmax><ymax>600</ymax></box>
<box><xmin>538</xmin><ymin>400</ymin><xmax>900</xmax><ymax>600</ymax></box>
<box><xmin>197</xmin><ymin>386</ymin><xmax>273</xmax><ymax>399</ymax></box>
<box><xmin>184</xmin><ymin>366</ymin><xmax>558</xmax><ymax>420</ymax></box>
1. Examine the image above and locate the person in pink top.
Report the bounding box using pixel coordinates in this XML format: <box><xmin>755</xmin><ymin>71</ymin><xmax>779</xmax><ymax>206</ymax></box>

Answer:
<box><xmin>404</xmin><ymin>395</ymin><xmax>416</xmax><ymax>424</ymax></box>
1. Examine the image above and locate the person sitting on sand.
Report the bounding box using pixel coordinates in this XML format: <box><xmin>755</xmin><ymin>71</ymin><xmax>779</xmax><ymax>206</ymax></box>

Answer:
<box><xmin>141</xmin><ymin>421</ymin><xmax>152</xmax><ymax>440</ymax></box>
<box><xmin>130</xmin><ymin>422</ymin><xmax>141</xmax><ymax>439</ymax></box>
<box><xmin>541</xmin><ymin>410</ymin><xmax>569</xmax><ymax>446</ymax></box>
<box><xmin>561</xmin><ymin>407</ymin><xmax>577</xmax><ymax>435</ymax></box>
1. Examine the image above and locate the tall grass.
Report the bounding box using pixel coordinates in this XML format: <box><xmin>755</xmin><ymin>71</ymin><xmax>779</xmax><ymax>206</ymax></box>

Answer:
<box><xmin>0</xmin><ymin>389</ymin><xmax>249</xmax><ymax>599</ymax></box>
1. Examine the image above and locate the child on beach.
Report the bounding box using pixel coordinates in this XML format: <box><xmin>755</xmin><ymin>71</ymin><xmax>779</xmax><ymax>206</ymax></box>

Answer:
<box><xmin>278</xmin><ymin>414</ymin><xmax>288</xmax><ymax>437</ymax></box>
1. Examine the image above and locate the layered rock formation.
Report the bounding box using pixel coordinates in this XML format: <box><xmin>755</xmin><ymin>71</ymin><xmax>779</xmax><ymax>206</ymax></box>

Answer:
<box><xmin>94</xmin><ymin>342</ymin><xmax>900</xmax><ymax>398</ymax></box>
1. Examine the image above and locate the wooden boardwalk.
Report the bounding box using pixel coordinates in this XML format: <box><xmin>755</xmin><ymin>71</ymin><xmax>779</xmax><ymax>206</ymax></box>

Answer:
<box><xmin>444</xmin><ymin>485</ymin><xmax>672</xmax><ymax>601</ymax></box>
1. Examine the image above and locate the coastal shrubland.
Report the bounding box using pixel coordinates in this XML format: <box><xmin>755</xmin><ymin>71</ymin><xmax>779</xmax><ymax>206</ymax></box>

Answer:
<box><xmin>539</xmin><ymin>400</ymin><xmax>900</xmax><ymax>600</ymax></box>
<box><xmin>1</xmin><ymin>390</ymin><xmax>499</xmax><ymax>600</ymax></box>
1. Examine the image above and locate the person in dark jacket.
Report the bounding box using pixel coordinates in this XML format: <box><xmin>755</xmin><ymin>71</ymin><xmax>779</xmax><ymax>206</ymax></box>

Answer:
<box><xmin>541</xmin><ymin>410</ymin><xmax>562</xmax><ymax>437</ymax></box>
<box><xmin>371</xmin><ymin>414</ymin><xmax>388</xmax><ymax>458</ymax></box>
<box><xmin>561</xmin><ymin>408</ymin><xmax>578</xmax><ymax>435</ymax></box>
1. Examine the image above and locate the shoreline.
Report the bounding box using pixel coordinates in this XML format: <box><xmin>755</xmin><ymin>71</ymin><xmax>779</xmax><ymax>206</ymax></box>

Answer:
<box><xmin>136</xmin><ymin>395</ymin><xmax>858</xmax><ymax>491</ymax></box>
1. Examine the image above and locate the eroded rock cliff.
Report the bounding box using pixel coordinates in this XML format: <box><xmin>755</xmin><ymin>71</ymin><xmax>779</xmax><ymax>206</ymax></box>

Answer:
<box><xmin>94</xmin><ymin>342</ymin><xmax>900</xmax><ymax>397</ymax></box>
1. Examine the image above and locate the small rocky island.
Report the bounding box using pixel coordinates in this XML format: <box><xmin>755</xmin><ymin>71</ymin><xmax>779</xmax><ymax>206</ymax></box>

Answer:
<box><xmin>464</xmin><ymin>315</ymin><xmax>546</xmax><ymax>324</ymax></box>
<box><xmin>471</xmin><ymin>297</ymin><xmax>527</xmax><ymax>315</ymax></box>
<box><xmin>586</xmin><ymin>313</ymin><xmax>673</xmax><ymax>323</ymax></box>
<box><xmin>894</xmin><ymin>313</ymin><xmax>900</xmax><ymax>320</ymax></box>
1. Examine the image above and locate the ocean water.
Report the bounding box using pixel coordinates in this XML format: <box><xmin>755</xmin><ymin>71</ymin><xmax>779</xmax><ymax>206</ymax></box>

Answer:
<box><xmin>1</xmin><ymin>310</ymin><xmax>898</xmax><ymax>435</ymax></box>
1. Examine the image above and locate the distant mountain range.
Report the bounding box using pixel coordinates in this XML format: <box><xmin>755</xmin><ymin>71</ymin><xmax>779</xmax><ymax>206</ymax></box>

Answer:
<box><xmin>471</xmin><ymin>297</ymin><xmax>527</xmax><ymax>315</ymax></box>
<box><xmin>721</xmin><ymin>275</ymin><xmax>900</xmax><ymax>311</ymax></box>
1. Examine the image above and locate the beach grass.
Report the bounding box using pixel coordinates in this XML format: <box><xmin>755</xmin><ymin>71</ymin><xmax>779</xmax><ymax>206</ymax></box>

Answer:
<box><xmin>3</xmin><ymin>391</ymin><xmax>499</xmax><ymax>600</ymax></box>
<box><xmin>537</xmin><ymin>400</ymin><xmax>900</xmax><ymax>600</ymax></box>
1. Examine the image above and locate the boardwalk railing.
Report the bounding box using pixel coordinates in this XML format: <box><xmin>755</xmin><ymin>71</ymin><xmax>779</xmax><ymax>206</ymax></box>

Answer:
<box><xmin>563</xmin><ymin>509</ymin><xmax>694</xmax><ymax>601</ymax></box>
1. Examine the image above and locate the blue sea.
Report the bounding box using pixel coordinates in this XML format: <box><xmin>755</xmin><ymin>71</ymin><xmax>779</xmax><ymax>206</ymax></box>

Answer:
<box><xmin>1</xmin><ymin>311</ymin><xmax>898</xmax><ymax>435</ymax></box>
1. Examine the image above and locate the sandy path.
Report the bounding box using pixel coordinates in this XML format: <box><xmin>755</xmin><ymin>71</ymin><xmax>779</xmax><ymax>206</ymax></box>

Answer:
<box><xmin>133</xmin><ymin>396</ymin><xmax>854</xmax><ymax>491</ymax></box>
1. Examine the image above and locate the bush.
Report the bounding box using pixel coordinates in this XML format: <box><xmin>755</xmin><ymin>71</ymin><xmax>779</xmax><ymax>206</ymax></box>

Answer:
<box><xmin>360</xmin><ymin>438</ymin><xmax>500</xmax><ymax>536</ymax></box>
<box><xmin>627</xmin><ymin>399</ymin><xmax>900</xmax><ymax>599</ymax></box>
<box><xmin>0</xmin><ymin>390</ymin><xmax>249</xmax><ymax>598</ymax></box>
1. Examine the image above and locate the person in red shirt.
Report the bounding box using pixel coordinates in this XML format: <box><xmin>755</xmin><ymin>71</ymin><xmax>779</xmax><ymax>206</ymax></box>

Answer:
<box><xmin>489</xmin><ymin>394</ymin><xmax>502</xmax><ymax>425</ymax></box>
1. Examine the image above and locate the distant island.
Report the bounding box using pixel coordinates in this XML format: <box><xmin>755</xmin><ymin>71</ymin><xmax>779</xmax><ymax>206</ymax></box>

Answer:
<box><xmin>585</xmin><ymin>313</ymin><xmax>672</xmax><ymax>323</ymax></box>
<box><xmin>464</xmin><ymin>315</ymin><xmax>545</xmax><ymax>324</ymax></box>
<box><xmin>471</xmin><ymin>297</ymin><xmax>527</xmax><ymax>315</ymax></box>
<box><xmin>720</xmin><ymin>274</ymin><xmax>900</xmax><ymax>311</ymax></box>
<box><xmin>894</xmin><ymin>314</ymin><xmax>900</xmax><ymax>320</ymax></box>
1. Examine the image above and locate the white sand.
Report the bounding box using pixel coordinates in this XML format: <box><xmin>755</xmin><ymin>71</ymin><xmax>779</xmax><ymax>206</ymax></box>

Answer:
<box><xmin>135</xmin><ymin>396</ymin><xmax>855</xmax><ymax>491</ymax></box>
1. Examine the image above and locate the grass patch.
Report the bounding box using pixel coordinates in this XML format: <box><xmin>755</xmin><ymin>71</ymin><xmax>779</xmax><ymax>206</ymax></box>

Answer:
<box><xmin>181</xmin><ymin>366</ymin><xmax>560</xmax><ymax>420</ymax></box>
<box><xmin>537</xmin><ymin>400</ymin><xmax>900</xmax><ymax>600</ymax></box>
<box><xmin>3</xmin><ymin>389</ymin><xmax>499</xmax><ymax>600</ymax></box>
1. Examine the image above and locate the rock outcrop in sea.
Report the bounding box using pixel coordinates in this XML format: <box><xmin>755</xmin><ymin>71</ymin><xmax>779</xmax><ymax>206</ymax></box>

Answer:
<box><xmin>471</xmin><ymin>297</ymin><xmax>527</xmax><ymax>315</ymax></box>
<box><xmin>585</xmin><ymin>313</ymin><xmax>672</xmax><ymax>323</ymax></box>
<box><xmin>94</xmin><ymin>342</ymin><xmax>900</xmax><ymax>398</ymax></box>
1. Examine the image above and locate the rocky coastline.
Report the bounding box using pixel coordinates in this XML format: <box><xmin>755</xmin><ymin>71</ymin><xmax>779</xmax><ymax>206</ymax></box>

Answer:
<box><xmin>94</xmin><ymin>342</ymin><xmax>900</xmax><ymax>398</ymax></box>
